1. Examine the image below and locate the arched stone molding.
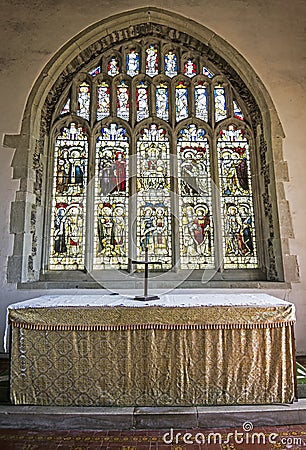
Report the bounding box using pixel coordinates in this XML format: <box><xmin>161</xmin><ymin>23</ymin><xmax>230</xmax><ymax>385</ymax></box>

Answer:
<box><xmin>3</xmin><ymin>7</ymin><xmax>298</xmax><ymax>286</ymax></box>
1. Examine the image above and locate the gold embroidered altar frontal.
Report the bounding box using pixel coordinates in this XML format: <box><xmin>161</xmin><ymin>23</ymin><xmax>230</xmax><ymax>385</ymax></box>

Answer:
<box><xmin>9</xmin><ymin>295</ymin><xmax>296</xmax><ymax>406</ymax></box>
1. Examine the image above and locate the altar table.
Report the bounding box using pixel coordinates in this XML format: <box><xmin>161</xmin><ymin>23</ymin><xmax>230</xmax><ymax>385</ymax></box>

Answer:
<box><xmin>8</xmin><ymin>293</ymin><xmax>296</xmax><ymax>406</ymax></box>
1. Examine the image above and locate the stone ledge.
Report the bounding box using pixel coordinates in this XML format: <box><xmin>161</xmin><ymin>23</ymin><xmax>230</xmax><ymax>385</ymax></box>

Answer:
<box><xmin>0</xmin><ymin>401</ymin><xmax>306</xmax><ymax>430</ymax></box>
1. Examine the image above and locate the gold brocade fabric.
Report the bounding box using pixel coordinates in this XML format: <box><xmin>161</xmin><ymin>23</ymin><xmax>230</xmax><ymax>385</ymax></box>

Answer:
<box><xmin>9</xmin><ymin>304</ymin><xmax>295</xmax><ymax>330</ymax></box>
<box><xmin>9</xmin><ymin>305</ymin><xmax>296</xmax><ymax>406</ymax></box>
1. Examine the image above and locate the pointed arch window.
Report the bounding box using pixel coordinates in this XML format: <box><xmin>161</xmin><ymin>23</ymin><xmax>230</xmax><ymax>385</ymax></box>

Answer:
<box><xmin>47</xmin><ymin>36</ymin><xmax>262</xmax><ymax>282</ymax></box>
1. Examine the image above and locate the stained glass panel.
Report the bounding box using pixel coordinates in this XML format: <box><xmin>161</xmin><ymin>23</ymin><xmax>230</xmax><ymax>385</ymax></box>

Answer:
<box><xmin>146</xmin><ymin>45</ymin><xmax>158</xmax><ymax>77</ymax></box>
<box><xmin>176</xmin><ymin>82</ymin><xmax>188</xmax><ymax>122</ymax></box>
<box><xmin>107</xmin><ymin>58</ymin><xmax>120</xmax><ymax>77</ymax></box>
<box><xmin>97</xmin><ymin>82</ymin><xmax>110</xmax><ymax>121</ymax></box>
<box><xmin>177</xmin><ymin>124</ymin><xmax>214</xmax><ymax>269</ymax></box>
<box><xmin>94</xmin><ymin>124</ymin><xmax>129</xmax><ymax>269</ymax></box>
<box><xmin>77</xmin><ymin>82</ymin><xmax>90</xmax><ymax>120</ymax></box>
<box><xmin>51</xmin><ymin>37</ymin><xmax>259</xmax><ymax>276</ymax></box>
<box><xmin>117</xmin><ymin>81</ymin><xmax>129</xmax><ymax>121</ymax></box>
<box><xmin>89</xmin><ymin>66</ymin><xmax>101</xmax><ymax>77</ymax></box>
<box><xmin>136</xmin><ymin>125</ymin><xmax>172</xmax><ymax>268</ymax></box>
<box><xmin>136</xmin><ymin>81</ymin><xmax>149</xmax><ymax>122</ymax></box>
<box><xmin>195</xmin><ymin>83</ymin><xmax>208</xmax><ymax>122</ymax></box>
<box><xmin>126</xmin><ymin>50</ymin><xmax>140</xmax><ymax>77</ymax></box>
<box><xmin>203</xmin><ymin>67</ymin><xmax>214</xmax><ymax>78</ymax></box>
<box><xmin>164</xmin><ymin>51</ymin><xmax>178</xmax><ymax>78</ymax></box>
<box><xmin>49</xmin><ymin>123</ymin><xmax>88</xmax><ymax>270</ymax></box>
<box><xmin>214</xmin><ymin>85</ymin><xmax>227</xmax><ymax>122</ymax></box>
<box><xmin>60</xmin><ymin>98</ymin><xmax>70</xmax><ymax>115</ymax></box>
<box><xmin>217</xmin><ymin>125</ymin><xmax>257</xmax><ymax>268</ymax></box>
<box><xmin>233</xmin><ymin>100</ymin><xmax>244</xmax><ymax>121</ymax></box>
<box><xmin>184</xmin><ymin>59</ymin><xmax>197</xmax><ymax>78</ymax></box>
<box><xmin>156</xmin><ymin>83</ymin><xmax>169</xmax><ymax>121</ymax></box>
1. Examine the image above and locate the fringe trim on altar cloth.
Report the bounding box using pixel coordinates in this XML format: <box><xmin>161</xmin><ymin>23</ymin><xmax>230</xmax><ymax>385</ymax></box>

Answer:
<box><xmin>9</xmin><ymin>320</ymin><xmax>296</xmax><ymax>331</ymax></box>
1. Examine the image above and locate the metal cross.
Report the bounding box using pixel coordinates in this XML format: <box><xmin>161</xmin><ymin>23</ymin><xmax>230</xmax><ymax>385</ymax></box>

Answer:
<box><xmin>131</xmin><ymin>247</ymin><xmax>162</xmax><ymax>301</ymax></box>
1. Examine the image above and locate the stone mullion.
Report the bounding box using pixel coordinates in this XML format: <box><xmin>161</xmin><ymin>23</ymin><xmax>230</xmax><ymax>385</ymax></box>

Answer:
<box><xmin>84</xmin><ymin>128</ymin><xmax>96</xmax><ymax>274</ymax></box>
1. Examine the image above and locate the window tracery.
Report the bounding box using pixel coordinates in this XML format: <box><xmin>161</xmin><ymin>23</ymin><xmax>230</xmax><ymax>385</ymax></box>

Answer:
<box><xmin>48</xmin><ymin>38</ymin><xmax>259</xmax><ymax>276</ymax></box>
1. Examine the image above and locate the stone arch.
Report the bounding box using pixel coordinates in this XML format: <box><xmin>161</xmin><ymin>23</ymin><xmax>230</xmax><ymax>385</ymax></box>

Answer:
<box><xmin>3</xmin><ymin>7</ymin><xmax>297</xmax><ymax>286</ymax></box>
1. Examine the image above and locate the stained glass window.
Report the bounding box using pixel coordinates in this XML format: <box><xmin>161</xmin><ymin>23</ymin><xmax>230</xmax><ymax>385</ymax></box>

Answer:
<box><xmin>50</xmin><ymin>123</ymin><xmax>88</xmax><ymax>270</ymax></box>
<box><xmin>89</xmin><ymin>66</ymin><xmax>101</xmax><ymax>77</ymax></box>
<box><xmin>195</xmin><ymin>83</ymin><xmax>208</xmax><ymax>122</ymax></box>
<box><xmin>126</xmin><ymin>50</ymin><xmax>140</xmax><ymax>77</ymax></box>
<box><xmin>97</xmin><ymin>82</ymin><xmax>110</xmax><ymax>121</ymax></box>
<box><xmin>107</xmin><ymin>58</ymin><xmax>120</xmax><ymax>77</ymax></box>
<box><xmin>136</xmin><ymin>125</ymin><xmax>172</xmax><ymax>269</ymax></box>
<box><xmin>117</xmin><ymin>81</ymin><xmax>129</xmax><ymax>121</ymax></box>
<box><xmin>60</xmin><ymin>98</ymin><xmax>70</xmax><ymax>115</ymax></box>
<box><xmin>214</xmin><ymin>85</ymin><xmax>227</xmax><ymax>122</ymax></box>
<box><xmin>217</xmin><ymin>125</ymin><xmax>257</xmax><ymax>268</ymax></box>
<box><xmin>176</xmin><ymin>82</ymin><xmax>188</xmax><ymax>122</ymax></box>
<box><xmin>178</xmin><ymin>125</ymin><xmax>213</xmax><ymax>269</ymax></box>
<box><xmin>77</xmin><ymin>82</ymin><xmax>90</xmax><ymax>120</ymax></box>
<box><xmin>203</xmin><ymin>67</ymin><xmax>214</xmax><ymax>78</ymax></box>
<box><xmin>49</xmin><ymin>38</ymin><xmax>261</xmax><ymax>277</ymax></box>
<box><xmin>94</xmin><ymin>124</ymin><xmax>129</xmax><ymax>270</ymax></box>
<box><xmin>136</xmin><ymin>81</ymin><xmax>149</xmax><ymax>122</ymax></box>
<box><xmin>184</xmin><ymin>59</ymin><xmax>197</xmax><ymax>78</ymax></box>
<box><xmin>164</xmin><ymin>51</ymin><xmax>178</xmax><ymax>78</ymax></box>
<box><xmin>156</xmin><ymin>83</ymin><xmax>169</xmax><ymax>121</ymax></box>
<box><xmin>146</xmin><ymin>45</ymin><xmax>158</xmax><ymax>77</ymax></box>
<box><xmin>233</xmin><ymin>100</ymin><xmax>244</xmax><ymax>121</ymax></box>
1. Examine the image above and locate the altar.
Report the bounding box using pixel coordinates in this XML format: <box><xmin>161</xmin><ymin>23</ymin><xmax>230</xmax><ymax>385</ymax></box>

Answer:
<box><xmin>8</xmin><ymin>293</ymin><xmax>296</xmax><ymax>406</ymax></box>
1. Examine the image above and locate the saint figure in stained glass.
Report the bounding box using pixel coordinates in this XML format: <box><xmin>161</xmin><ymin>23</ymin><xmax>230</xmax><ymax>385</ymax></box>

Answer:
<box><xmin>126</xmin><ymin>50</ymin><xmax>140</xmax><ymax>77</ymax></box>
<box><xmin>214</xmin><ymin>86</ymin><xmax>227</xmax><ymax>122</ymax></box>
<box><xmin>224</xmin><ymin>203</ymin><xmax>254</xmax><ymax>256</ymax></box>
<box><xmin>195</xmin><ymin>83</ymin><xmax>208</xmax><ymax>122</ymax></box>
<box><xmin>184</xmin><ymin>59</ymin><xmax>197</xmax><ymax>78</ymax></box>
<box><xmin>107</xmin><ymin>58</ymin><xmax>120</xmax><ymax>76</ymax></box>
<box><xmin>97</xmin><ymin>82</ymin><xmax>110</xmax><ymax>120</ymax></box>
<box><xmin>176</xmin><ymin>82</ymin><xmax>188</xmax><ymax>122</ymax></box>
<box><xmin>181</xmin><ymin>203</ymin><xmax>211</xmax><ymax>255</ymax></box>
<box><xmin>146</xmin><ymin>45</ymin><xmax>158</xmax><ymax>77</ymax></box>
<box><xmin>156</xmin><ymin>83</ymin><xmax>169</xmax><ymax>121</ymax></box>
<box><xmin>136</xmin><ymin>81</ymin><xmax>149</xmax><ymax>122</ymax></box>
<box><xmin>164</xmin><ymin>51</ymin><xmax>178</xmax><ymax>78</ymax></box>
<box><xmin>117</xmin><ymin>81</ymin><xmax>129</xmax><ymax>121</ymax></box>
<box><xmin>77</xmin><ymin>82</ymin><xmax>90</xmax><ymax>120</ymax></box>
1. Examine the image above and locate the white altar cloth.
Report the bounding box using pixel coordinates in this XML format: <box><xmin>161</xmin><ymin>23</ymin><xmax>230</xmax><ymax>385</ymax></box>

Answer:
<box><xmin>7</xmin><ymin>293</ymin><xmax>296</xmax><ymax>406</ymax></box>
<box><xmin>6</xmin><ymin>292</ymin><xmax>294</xmax><ymax>309</ymax></box>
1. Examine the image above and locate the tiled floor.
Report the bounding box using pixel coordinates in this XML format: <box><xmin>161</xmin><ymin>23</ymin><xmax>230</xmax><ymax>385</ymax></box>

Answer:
<box><xmin>0</xmin><ymin>426</ymin><xmax>306</xmax><ymax>449</ymax></box>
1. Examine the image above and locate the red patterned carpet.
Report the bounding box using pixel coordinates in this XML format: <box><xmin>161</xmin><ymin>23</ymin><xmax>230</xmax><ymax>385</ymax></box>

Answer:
<box><xmin>0</xmin><ymin>425</ymin><xmax>306</xmax><ymax>450</ymax></box>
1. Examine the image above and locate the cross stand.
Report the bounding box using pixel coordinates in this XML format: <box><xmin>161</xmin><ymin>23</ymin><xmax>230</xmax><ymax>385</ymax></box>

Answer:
<box><xmin>131</xmin><ymin>247</ymin><xmax>162</xmax><ymax>301</ymax></box>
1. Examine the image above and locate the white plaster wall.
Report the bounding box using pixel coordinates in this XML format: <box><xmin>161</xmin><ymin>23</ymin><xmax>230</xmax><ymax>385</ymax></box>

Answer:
<box><xmin>0</xmin><ymin>0</ymin><xmax>305</xmax><ymax>353</ymax></box>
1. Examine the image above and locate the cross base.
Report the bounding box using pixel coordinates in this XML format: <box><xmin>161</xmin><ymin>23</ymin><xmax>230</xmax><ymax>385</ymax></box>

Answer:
<box><xmin>133</xmin><ymin>295</ymin><xmax>160</xmax><ymax>301</ymax></box>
